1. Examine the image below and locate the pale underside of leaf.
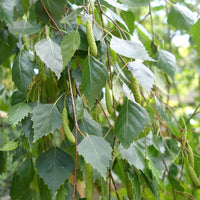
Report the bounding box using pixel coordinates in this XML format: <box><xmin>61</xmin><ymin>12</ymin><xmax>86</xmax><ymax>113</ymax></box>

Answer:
<box><xmin>119</xmin><ymin>144</ymin><xmax>146</xmax><ymax>170</ymax></box>
<box><xmin>35</xmin><ymin>38</ymin><xmax>63</xmax><ymax>79</ymax></box>
<box><xmin>128</xmin><ymin>61</ymin><xmax>155</xmax><ymax>94</ymax></box>
<box><xmin>110</xmin><ymin>36</ymin><xmax>153</xmax><ymax>61</ymax></box>
<box><xmin>77</xmin><ymin>135</ymin><xmax>112</xmax><ymax>178</ymax></box>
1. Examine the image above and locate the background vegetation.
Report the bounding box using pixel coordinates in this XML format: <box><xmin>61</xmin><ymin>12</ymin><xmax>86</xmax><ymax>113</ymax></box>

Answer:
<box><xmin>1</xmin><ymin>0</ymin><xmax>200</xmax><ymax>199</ymax></box>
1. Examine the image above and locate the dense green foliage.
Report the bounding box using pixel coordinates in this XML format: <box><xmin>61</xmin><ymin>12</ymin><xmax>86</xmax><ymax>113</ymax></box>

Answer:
<box><xmin>1</xmin><ymin>0</ymin><xmax>200</xmax><ymax>199</ymax></box>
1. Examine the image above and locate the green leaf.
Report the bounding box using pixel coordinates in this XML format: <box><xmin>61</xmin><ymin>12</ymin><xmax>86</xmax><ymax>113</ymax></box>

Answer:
<box><xmin>36</xmin><ymin>147</ymin><xmax>74</xmax><ymax>194</ymax></box>
<box><xmin>127</xmin><ymin>170</ymin><xmax>141</xmax><ymax>200</ymax></box>
<box><xmin>13</xmin><ymin>0</ymin><xmax>24</xmax><ymax>19</ymax></box>
<box><xmin>8</xmin><ymin>102</ymin><xmax>32</xmax><ymax>126</ymax></box>
<box><xmin>93</xmin><ymin>23</ymin><xmax>103</xmax><ymax>41</ymax></box>
<box><xmin>112</xmin><ymin>76</ymin><xmax>124</xmax><ymax>104</ymax></box>
<box><xmin>35</xmin><ymin>38</ymin><xmax>63</xmax><ymax>79</ymax></box>
<box><xmin>21</xmin><ymin>0</ymin><xmax>30</xmax><ymax>13</ymax></box>
<box><xmin>119</xmin><ymin>144</ymin><xmax>146</xmax><ymax>170</ymax></box>
<box><xmin>0</xmin><ymin>32</ymin><xmax>18</xmax><ymax>64</ymax></box>
<box><xmin>0</xmin><ymin>141</ymin><xmax>18</xmax><ymax>151</ymax></box>
<box><xmin>168</xmin><ymin>163</ymin><xmax>184</xmax><ymax>192</ymax></box>
<box><xmin>35</xmin><ymin>0</ymin><xmax>66</xmax><ymax>22</ymax></box>
<box><xmin>0</xmin><ymin>0</ymin><xmax>15</xmax><ymax>24</ymax></box>
<box><xmin>38</xmin><ymin>177</ymin><xmax>52</xmax><ymax>200</ymax></box>
<box><xmin>32</xmin><ymin>104</ymin><xmax>62</xmax><ymax>142</ymax></box>
<box><xmin>8</xmin><ymin>20</ymin><xmax>41</xmax><ymax>35</ymax></box>
<box><xmin>120</xmin><ymin>10</ymin><xmax>135</xmax><ymax>34</ymax></box>
<box><xmin>128</xmin><ymin>61</ymin><xmax>155</xmax><ymax>94</ymax></box>
<box><xmin>61</xmin><ymin>31</ymin><xmax>80</xmax><ymax>67</ymax></box>
<box><xmin>167</xmin><ymin>4</ymin><xmax>195</xmax><ymax>31</ymax></box>
<box><xmin>12</xmin><ymin>50</ymin><xmax>35</xmax><ymax>94</ymax></box>
<box><xmin>78</xmin><ymin>110</ymin><xmax>102</xmax><ymax>139</ymax></box>
<box><xmin>156</xmin><ymin>49</ymin><xmax>176</xmax><ymax>79</ymax></box>
<box><xmin>10</xmin><ymin>158</ymin><xmax>34</xmax><ymax>200</ymax></box>
<box><xmin>18</xmin><ymin>188</ymin><xmax>39</xmax><ymax>200</ymax></box>
<box><xmin>75</xmin><ymin>96</ymin><xmax>84</xmax><ymax>120</ymax></box>
<box><xmin>154</xmin><ymin>68</ymin><xmax>167</xmax><ymax>94</ymax></box>
<box><xmin>18</xmin><ymin>158</ymin><xmax>34</xmax><ymax>182</ymax></box>
<box><xmin>82</xmin><ymin>56</ymin><xmax>108</xmax><ymax>105</ymax></box>
<box><xmin>56</xmin><ymin>184</ymin><xmax>67</xmax><ymax>200</ymax></box>
<box><xmin>64</xmin><ymin>182</ymin><xmax>75</xmax><ymax>199</ymax></box>
<box><xmin>115</xmin><ymin>98</ymin><xmax>149</xmax><ymax>148</ymax></box>
<box><xmin>120</xmin><ymin>0</ymin><xmax>150</xmax><ymax>7</ymax></box>
<box><xmin>136</xmin><ymin>23</ymin><xmax>152</xmax><ymax>52</ymax></box>
<box><xmin>77</xmin><ymin>135</ymin><xmax>112</xmax><ymax>178</ymax></box>
<box><xmin>141</xmin><ymin>170</ymin><xmax>160</xmax><ymax>199</ymax></box>
<box><xmin>147</xmin><ymin>145</ymin><xmax>164</xmax><ymax>182</ymax></box>
<box><xmin>110</xmin><ymin>36</ymin><xmax>153</xmax><ymax>61</ymax></box>
<box><xmin>190</xmin><ymin>19</ymin><xmax>200</xmax><ymax>54</ymax></box>
<box><xmin>148</xmin><ymin>159</ymin><xmax>162</xmax><ymax>184</ymax></box>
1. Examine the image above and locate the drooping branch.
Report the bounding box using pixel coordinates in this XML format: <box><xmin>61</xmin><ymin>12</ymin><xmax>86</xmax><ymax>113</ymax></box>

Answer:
<box><xmin>68</xmin><ymin>69</ymin><xmax>79</xmax><ymax>200</ymax></box>
<box><xmin>39</xmin><ymin>1</ymin><xmax>79</xmax><ymax>199</ymax></box>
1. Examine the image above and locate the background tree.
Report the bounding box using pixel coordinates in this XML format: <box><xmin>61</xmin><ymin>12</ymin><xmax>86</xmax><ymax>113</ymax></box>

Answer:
<box><xmin>1</xmin><ymin>0</ymin><xmax>200</xmax><ymax>199</ymax></box>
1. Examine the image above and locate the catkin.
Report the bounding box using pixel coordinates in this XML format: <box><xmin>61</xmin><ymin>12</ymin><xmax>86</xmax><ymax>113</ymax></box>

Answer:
<box><xmin>85</xmin><ymin>162</ymin><xmax>93</xmax><ymax>200</ymax></box>
<box><xmin>105</xmin><ymin>82</ymin><xmax>114</xmax><ymax>115</ymax></box>
<box><xmin>188</xmin><ymin>164</ymin><xmax>200</xmax><ymax>187</ymax></box>
<box><xmin>86</xmin><ymin>19</ymin><xmax>97</xmax><ymax>57</ymax></box>
<box><xmin>22</xmin><ymin>35</ymin><xmax>30</xmax><ymax>51</ymax></box>
<box><xmin>187</xmin><ymin>143</ymin><xmax>194</xmax><ymax>169</ymax></box>
<box><xmin>62</xmin><ymin>107</ymin><xmax>75</xmax><ymax>144</ymax></box>
<box><xmin>130</xmin><ymin>74</ymin><xmax>141</xmax><ymax>104</ymax></box>
<box><xmin>126</xmin><ymin>174</ymin><xmax>133</xmax><ymax>200</ymax></box>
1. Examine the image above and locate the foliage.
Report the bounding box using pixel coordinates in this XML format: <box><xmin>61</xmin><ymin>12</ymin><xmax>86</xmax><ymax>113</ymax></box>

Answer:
<box><xmin>1</xmin><ymin>0</ymin><xmax>200</xmax><ymax>199</ymax></box>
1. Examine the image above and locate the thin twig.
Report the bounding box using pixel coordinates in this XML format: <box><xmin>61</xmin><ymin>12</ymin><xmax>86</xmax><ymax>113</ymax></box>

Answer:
<box><xmin>154</xmin><ymin>94</ymin><xmax>182</xmax><ymax>131</ymax></box>
<box><xmin>154</xmin><ymin>115</ymin><xmax>182</xmax><ymax>143</ymax></box>
<box><xmin>40</xmin><ymin>0</ymin><xmax>64</xmax><ymax>38</ymax></box>
<box><xmin>137</xmin><ymin>12</ymin><xmax>150</xmax><ymax>25</ymax></box>
<box><xmin>162</xmin><ymin>169</ymin><xmax>167</xmax><ymax>182</ymax></box>
<box><xmin>173</xmin><ymin>190</ymin><xmax>193</xmax><ymax>200</ymax></box>
<box><xmin>110</xmin><ymin>170</ymin><xmax>120</xmax><ymax>200</ymax></box>
<box><xmin>73</xmin><ymin>56</ymin><xmax>82</xmax><ymax>72</ymax></box>
<box><xmin>117</xmin><ymin>53</ymin><xmax>128</xmax><ymax>67</ymax></box>
<box><xmin>104</xmin><ymin>126</ymin><xmax>112</xmax><ymax>139</ymax></box>
<box><xmin>186</xmin><ymin>103</ymin><xmax>200</xmax><ymax>124</ymax></box>
<box><xmin>161</xmin><ymin>155</ymin><xmax>169</xmax><ymax>173</ymax></box>
<box><xmin>104</xmin><ymin>178</ymin><xmax>120</xmax><ymax>196</ymax></box>
<box><xmin>155</xmin><ymin>94</ymin><xmax>200</xmax><ymax>135</ymax></box>
<box><xmin>103</xmin><ymin>12</ymin><xmax>128</xmax><ymax>40</ymax></box>
<box><xmin>68</xmin><ymin>69</ymin><xmax>79</xmax><ymax>200</ymax></box>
